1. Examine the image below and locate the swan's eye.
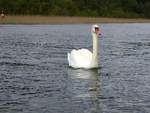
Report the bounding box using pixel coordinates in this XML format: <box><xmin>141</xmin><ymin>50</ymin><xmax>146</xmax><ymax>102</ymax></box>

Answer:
<box><xmin>95</xmin><ymin>27</ymin><xmax>99</xmax><ymax>29</ymax></box>
<box><xmin>95</xmin><ymin>27</ymin><xmax>99</xmax><ymax>32</ymax></box>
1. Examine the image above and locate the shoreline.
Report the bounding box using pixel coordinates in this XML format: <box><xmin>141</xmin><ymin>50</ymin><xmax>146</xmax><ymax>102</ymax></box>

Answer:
<box><xmin>0</xmin><ymin>15</ymin><xmax>150</xmax><ymax>24</ymax></box>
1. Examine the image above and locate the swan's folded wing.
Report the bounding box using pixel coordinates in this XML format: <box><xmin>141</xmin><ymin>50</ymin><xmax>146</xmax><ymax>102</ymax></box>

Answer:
<box><xmin>69</xmin><ymin>49</ymin><xmax>92</xmax><ymax>68</ymax></box>
<box><xmin>78</xmin><ymin>49</ymin><xmax>92</xmax><ymax>59</ymax></box>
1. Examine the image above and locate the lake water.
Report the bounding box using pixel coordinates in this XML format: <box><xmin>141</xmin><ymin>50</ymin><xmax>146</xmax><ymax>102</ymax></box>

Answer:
<box><xmin>0</xmin><ymin>24</ymin><xmax>150</xmax><ymax>113</ymax></box>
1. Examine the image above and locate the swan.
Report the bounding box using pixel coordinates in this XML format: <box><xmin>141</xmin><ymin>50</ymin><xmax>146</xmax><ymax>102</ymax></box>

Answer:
<box><xmin>67</xmin><ymin>24</ymin><xmax>101</xmax><ymax>69</ymax></box>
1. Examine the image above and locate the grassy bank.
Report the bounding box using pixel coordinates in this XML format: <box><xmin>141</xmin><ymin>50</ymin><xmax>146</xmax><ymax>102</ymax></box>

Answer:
<box><xmin>0</xmin><ymin>15</ymin><xmax>150</xmax><ymax>24</ymax></box>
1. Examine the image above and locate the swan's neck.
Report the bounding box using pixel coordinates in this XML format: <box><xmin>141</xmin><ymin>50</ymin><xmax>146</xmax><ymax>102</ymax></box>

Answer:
<box><xmin>91</xmin><ymin>33</ymin><xmax>98</xmax><ymax>67</ymax></box>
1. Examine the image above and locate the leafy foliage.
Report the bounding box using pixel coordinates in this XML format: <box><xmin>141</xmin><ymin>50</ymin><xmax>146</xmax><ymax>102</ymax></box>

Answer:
<box><xmin>0</xmin><ymin>0</ymin><xmax>150</xmax><ymax>18</ymax></box>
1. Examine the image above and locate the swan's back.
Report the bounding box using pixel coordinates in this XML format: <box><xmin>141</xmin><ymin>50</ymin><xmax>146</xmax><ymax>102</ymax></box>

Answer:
<box><xmin>68</xmin><ymin>49</ymin><xmax>92</xmax><ymax>68</ymax></box>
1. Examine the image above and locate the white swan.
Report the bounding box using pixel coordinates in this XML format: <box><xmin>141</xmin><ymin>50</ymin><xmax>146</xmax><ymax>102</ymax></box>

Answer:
<box><xmin>67</xmin><ymin>25</ymin><xmax>101</xmax><ymax>69</ymax></box>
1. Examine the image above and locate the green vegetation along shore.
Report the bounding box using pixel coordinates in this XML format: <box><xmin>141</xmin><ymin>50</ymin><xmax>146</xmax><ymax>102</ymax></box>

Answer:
<box><xmin>0</xmin><ymin>0</ymin><xmax>150</xmax><ymax>18</ymax></box>
<box><xmin>0</xmin><ymin>16</ymin><xmax>150</xmax><ymax>24</ymax></box>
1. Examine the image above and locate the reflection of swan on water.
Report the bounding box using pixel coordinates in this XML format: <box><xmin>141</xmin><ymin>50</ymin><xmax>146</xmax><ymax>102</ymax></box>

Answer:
<box><xmin>67</xmin><ymin>25</ymin><xmax>101</xmax><ymax>69</ymax></box>
<box><xmin>67</xmin><ymin>69</ymin><xmax>101</xmax><ymax>113</ymax></box>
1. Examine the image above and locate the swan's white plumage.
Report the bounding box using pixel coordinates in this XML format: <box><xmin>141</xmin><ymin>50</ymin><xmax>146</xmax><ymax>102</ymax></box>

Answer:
<box><xmin>67</xmin><ymin>24</ymin><xmax>100</xmax><ymax>69</ymax></box>
<box><xmin>68</xmin><ymin>49</ymin><xmax>92</xmax><ymax>68</ymax></box>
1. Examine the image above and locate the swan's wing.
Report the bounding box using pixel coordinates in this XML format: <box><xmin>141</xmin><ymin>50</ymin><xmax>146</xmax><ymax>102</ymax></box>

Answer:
<box><xmin>68</xmin><ymin>49</ymin><xmax>92</xmax><ymax>68</ymax></box>
<box><xmin>78</xmin><ymin>49</ymin><xmax>92</xmax><ymax>59</ymax></box>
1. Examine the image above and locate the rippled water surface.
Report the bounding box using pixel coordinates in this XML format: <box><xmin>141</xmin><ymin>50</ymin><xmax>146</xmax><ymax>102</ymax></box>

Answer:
<box><xmin>0</xmin><ymin>24</ymin><xmax>150</xmax><ymax>113</ymax></box>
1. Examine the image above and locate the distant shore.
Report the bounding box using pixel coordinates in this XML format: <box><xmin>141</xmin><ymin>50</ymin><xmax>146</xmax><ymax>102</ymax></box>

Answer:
<box><xmin>0</xmin><ymin>15</ymin><xmax>150</xmax><ymax>24</ymax></box>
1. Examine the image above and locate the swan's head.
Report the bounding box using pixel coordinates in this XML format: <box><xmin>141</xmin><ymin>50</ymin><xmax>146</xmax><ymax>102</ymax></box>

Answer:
<box><xmin>92</xmin><ymin>24</ymin><xmax>101</xmax><ymax>37</ymax></box>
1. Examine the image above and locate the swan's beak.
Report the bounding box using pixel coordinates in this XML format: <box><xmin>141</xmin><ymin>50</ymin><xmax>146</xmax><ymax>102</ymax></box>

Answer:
<box><xmin>97</xmin><ymin>31</ymin><xmax>101</xmax><ymax>37</ymax></box>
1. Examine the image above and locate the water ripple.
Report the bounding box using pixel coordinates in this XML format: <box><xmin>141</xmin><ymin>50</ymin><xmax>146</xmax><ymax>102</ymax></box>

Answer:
<box><xmin>0</xmin><ymin>24</ymin><xmax>150</xmax><ymax>113</ymax></box>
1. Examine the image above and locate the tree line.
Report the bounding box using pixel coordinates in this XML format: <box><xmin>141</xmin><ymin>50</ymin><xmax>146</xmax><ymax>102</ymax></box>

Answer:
<box><xmin>0</xmin><ymin>0</ymin><xmax>150</xmax><ymax>18</ymax></box>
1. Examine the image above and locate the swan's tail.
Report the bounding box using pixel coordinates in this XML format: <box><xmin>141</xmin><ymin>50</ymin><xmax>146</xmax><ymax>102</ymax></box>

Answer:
<box><xmin>67</xmin><ymin>53</ymin><xmax>71</xmax><ymax>66</ymax></box>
